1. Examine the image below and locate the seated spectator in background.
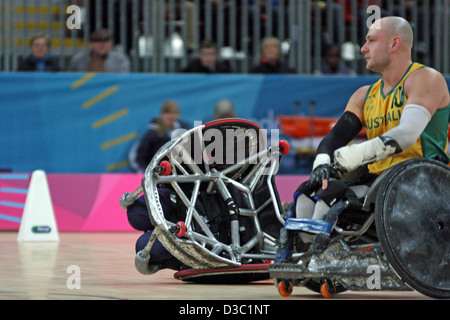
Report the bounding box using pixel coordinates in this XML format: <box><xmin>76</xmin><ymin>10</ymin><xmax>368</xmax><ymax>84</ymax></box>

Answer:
<box><xmin>250</xmin><ymin>37</ymin><xmax>295</xmax><ymax>74</ymax></box>
<box><xmin>315</xmin><ymin>44</ymin><xmax>356</xmax><ymax>75</ymax></box>
<box><xmin>213</xmin><ymin>99</ymin><xmax>237</xmax><ymax>119</ymax></box>
<box><xmin>129</xmin><ymin>100</ymin><xmax>190</xmax><ymax>173</ymax></box>
<box><xmin>67</xmin><ymin>29</ymin><xmax>130</xmax><ymax>73</ymax></box>
<box><xmin>182</xmin><ymin>40</ymin><xmax>231</xmax><ymax>73</ymax></box>
<box><xmin>17</xmin><ymin>34</ymin><xmax>60</xmax><ymax>72</ymax></box>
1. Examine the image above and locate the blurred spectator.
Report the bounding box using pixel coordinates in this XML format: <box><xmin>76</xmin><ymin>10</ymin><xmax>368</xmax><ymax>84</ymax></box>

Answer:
<box><xmin>249</xmin><ymin>37</ymin><xmax>295</xmax><ymax>74</ymax></box>
<box><xmin>17</xmin><ymin>34</ymin><xmax>60</xmax><ymax>72</ymax></box>
<box><xmin>315</xmin><ymin>44</ymin><xmax>355</xmax><ymax>75</ymax></box>
<box><xmin>67</xmin><ymin>29</ymin><xmax>130</xmax><ymax>73</ymax></box>
<box><xmin>213</xmin><ymin>99</ymin><xmax>237</xmax><ymax>119</ymax></box>
<box><xmin>129</xmin><ymin>100</ymin><xmax>190</xmax><ymax>173</ymax></box>
<box><xmin>182</xmin><ymin>40</ymin><xmax>232</xmax><ymax>73</ymax></box>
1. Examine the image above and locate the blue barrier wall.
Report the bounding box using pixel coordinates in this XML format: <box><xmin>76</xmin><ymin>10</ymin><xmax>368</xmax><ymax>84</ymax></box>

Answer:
<box><xmin>1</xmin><ymin>72</ymin><xmax>447</xmax><ymax>174</ymax></box>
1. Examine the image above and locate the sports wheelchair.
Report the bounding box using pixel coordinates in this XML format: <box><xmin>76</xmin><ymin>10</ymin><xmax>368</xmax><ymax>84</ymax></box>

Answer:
<box><xmin>120</xmin><ymin>118</ymin><xmax>449</xmax><ymax>299</ymax></box>
<box><xmin>121</xmin><ymin>119</ymin><xmax>288</xmax><ymax>282</ymax></box>
<box><xmin>270</xmin><ymin>156</ymin><xmax>449</xmax><ymax>299</ymax></box>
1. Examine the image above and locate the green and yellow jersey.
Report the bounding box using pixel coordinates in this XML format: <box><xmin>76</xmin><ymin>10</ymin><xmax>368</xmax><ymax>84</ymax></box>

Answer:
<box><xmin>363</xmin><ymin>62</ymin><xmax>449</xmax><ymax>175</ymax></box>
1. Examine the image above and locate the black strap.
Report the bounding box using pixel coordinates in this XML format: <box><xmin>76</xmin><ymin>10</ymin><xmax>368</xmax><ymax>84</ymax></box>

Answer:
<box><xmin>317</xmin><ymin>111</ymin><xmax>363</xmax><ymax>162</ymax></box>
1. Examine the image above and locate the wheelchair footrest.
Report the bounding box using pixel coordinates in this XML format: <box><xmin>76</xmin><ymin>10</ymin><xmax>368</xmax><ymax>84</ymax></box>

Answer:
<box><xmin>268</xmin><ymin>263</ymin><xmax>307</xmax><ymax>280</ymax></box>
<box><xmin>284</xmin><ymin>218</ymin><xmax>333</xmax><ymax>234</ymax></box>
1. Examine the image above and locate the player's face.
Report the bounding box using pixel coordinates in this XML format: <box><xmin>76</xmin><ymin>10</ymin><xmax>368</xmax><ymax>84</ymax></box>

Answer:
<box><xmin>361</xmin><ymin>26</ymin><xmax>391</xmax><ymax>73</ymax></box>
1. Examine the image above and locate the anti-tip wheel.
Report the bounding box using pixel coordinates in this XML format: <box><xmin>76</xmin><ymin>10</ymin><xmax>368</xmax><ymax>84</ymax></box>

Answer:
<box><xmin>320</xmin><ymin>280</ymin><xmax>337</xmax><ymax>299</ymax></box>
<box><xmin>277</xmin><ymin>280</ymin><xmax>293</xmax><ymax>297</ymax></box>
<box><xmin>175</xmin><ymin>221</ymin><xmax>187</xmax><ymax>237</ymax></box>
<box><xmin>278</xmin><ymin>140</ymin><xmax>290</xmax><ymax>155</ymax></box>
<box><xmin>159</xmin><ymin>160</ymin><xmax>172</xmax><ymax>176</ymax></box>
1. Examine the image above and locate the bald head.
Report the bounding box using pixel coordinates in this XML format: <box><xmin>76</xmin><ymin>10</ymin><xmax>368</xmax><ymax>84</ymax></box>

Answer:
<box><xmin>372</xmin><ymin>16</ymin><xmax>414</xmax><ymax>51</ymax></box>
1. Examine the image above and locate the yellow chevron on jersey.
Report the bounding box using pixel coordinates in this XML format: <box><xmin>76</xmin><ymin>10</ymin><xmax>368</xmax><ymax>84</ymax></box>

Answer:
<box><xmin>363</xmin><ymin>62</ymin><xmax>449</xmax><ymax>175</ymax></box>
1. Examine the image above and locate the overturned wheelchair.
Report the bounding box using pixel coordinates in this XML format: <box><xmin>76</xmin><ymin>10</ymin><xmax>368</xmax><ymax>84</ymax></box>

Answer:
<box><xmin>121</xmin><ymin>119</ymin><xmax>288</xmax><ymax>283</ymax></box>
<box><xmin>120</xmin><ymin>118</ymin><xmax>449</xmax><ymax>299</ymax></box>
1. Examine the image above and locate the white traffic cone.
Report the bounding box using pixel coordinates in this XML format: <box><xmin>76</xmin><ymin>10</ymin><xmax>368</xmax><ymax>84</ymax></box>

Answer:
<box><xmin>17</xmin><ymin>170</ymin><xmax>59</xmax><ymax>242</ymax></box>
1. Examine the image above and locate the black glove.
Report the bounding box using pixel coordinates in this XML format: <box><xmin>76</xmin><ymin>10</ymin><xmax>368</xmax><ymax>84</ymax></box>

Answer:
<box><xmin>305</xmin><ymin>163</ymin><xmax>339</xmax><ymax>189</ymax></box>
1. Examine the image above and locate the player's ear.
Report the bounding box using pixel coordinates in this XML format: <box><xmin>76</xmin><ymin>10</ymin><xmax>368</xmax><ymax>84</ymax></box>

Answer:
<box><xmin>391</xmin><ymin>36</ymin><xmax>402</xmax><ymax>52</ymax></box>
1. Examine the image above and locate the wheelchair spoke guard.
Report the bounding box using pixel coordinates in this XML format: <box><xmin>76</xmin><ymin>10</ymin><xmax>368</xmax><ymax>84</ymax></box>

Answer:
<box><xmin>375</xmin><ymin>159</ymin><xmax>450</xmax><ymax>299</ymax></box>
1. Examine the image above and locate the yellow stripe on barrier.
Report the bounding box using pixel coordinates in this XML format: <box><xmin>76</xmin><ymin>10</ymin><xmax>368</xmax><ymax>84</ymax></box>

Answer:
<box><xmin>100</xmin><ymin>132</ymin><xmax>137</xmax><ymax>150</ymax></box>
<box><xmin>15</xmin><ymin>5</ymin><xmax>60</xmax><ymax>15</ymax></box>
<box><xmin>71</xmin><ymin>73</ymin><xmax>96</xmax><ymax>90</ymax></box>
<box><xmin>106</xmin><ymin>160</ymin><xmax>130</xmax><ymax>171</ymax></box>
<box><xmin>15</xmin><ymin>21</ymin><xmax>62</xmax><ymax>31</ymax></box>
<box><xmin>92</xmin><ymin>109</ymin><xmax>129</xmax><ymax>129</ymax></box>
<box><xmin>82</xmin><ymin>86</ymin><xmax>118</xmax><ymax>109</ymax></box>
<box><xmin>51</xmin><ymin>38</ymin><xmax>86</xmax><ymax>48</ymax></box>
<box><xmin>13</xmin><ymin>37</ymin><xmax>86</xmax><ymax>48</ymax></box>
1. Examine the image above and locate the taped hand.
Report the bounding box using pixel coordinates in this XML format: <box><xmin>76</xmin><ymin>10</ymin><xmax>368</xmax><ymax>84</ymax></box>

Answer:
<box><xmin>334</xmin><ymin>137</ymin><xmax>397</xmax><ymax>173</ymax></box>
<box><xmin>306</xmin><ymin>163</ymin><xmax>339</xmax><ymax>190</ymax></box>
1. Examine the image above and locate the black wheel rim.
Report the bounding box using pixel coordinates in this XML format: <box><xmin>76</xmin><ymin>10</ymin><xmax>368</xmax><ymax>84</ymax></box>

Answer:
<box><xmin>375</xmin><ymin>159</ymin><xmax>450</xmax><ymax>299</ymax></box>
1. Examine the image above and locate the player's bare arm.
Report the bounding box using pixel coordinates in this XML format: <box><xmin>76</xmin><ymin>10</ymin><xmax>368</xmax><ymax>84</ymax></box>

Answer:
<box><xmin>404</xmin><ymin>67</ymin><xmax>450</xmax><ymax>115</ymax></box>
<box><xmin>343</xmin><ymin>85</ymin><xmax>370</xmax><ymax>125</ymax></box>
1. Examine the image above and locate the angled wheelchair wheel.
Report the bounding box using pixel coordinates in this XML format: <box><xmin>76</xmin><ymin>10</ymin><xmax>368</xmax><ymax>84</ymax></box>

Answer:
<box><xmin>142</xmin><ymin>118</ymin><xmax>285</xmax><ymax>271</ymax></box>
<box><xmin>375</xmin><ymin>159</ymin><xmax>450</xmax><ymax>299</ymax></box>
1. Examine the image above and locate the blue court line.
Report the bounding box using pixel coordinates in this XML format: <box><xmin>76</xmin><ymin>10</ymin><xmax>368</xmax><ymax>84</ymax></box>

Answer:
<box><xmin>0</xmin><ymin>174</ymin><xmax>29</xmax><ymax>180</ymax></box>
<box><xmin>0</xmin><ymin>201</ymin><xmax>25</xmax><ymax>208</ymax></box>
<box><xmin>0</xmin><ymin>214</ymin><xmax>21</xmax><ymax>223</ymax></box>
<box><xmin>0</xmin><ymin>188</ymin><xmax>28</xmax><ymax>194</ymax></box>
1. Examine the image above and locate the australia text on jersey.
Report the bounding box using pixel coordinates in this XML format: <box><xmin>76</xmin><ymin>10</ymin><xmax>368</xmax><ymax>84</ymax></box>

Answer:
<box><xmin>365</xmin><ymin>86</ymin><xmax>405</xmax><ymax>130</ymax></box>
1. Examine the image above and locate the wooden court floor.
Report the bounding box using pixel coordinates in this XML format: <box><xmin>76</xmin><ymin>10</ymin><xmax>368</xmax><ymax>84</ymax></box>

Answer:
<box><xmin>0</xmin><ymin>231</ymin><xmax>431</xmax><ymax>300</ymax></box>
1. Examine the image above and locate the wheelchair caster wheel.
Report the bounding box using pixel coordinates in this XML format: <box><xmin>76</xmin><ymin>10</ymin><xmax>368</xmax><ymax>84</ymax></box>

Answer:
<box><xmin>320</xmin><ymin>280</ymin><xmax>337</xmax><ymax>299</ymax></box>
<box><xmin>278</xmin><ymin>140</ymin><xmax>290</xmax><ymax>155</ymax></box>
<box><xmin>277</xmin><ymin>280</ymin><xmax>293</xmax><ymax>297</ymax></box>
<box><xmin>159</xmin><ymin>160</ymin><xmax>172</xmax><ymax>176</ymax></box>
<box><xmin>175</xmin><ymin>221</ymin><xmax>187</xmax><ymax>237</ymax></box>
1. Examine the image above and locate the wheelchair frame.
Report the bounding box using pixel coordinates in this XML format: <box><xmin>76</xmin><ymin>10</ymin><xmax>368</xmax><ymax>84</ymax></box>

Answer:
<box><xmin>122</xmin><ymin>119</ymin><xmax>288</xmax><ymax>270</ymax></box>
